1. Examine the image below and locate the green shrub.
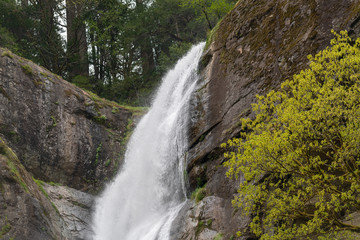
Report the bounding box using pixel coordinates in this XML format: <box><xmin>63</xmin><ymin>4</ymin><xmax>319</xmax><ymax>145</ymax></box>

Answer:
<box><xmin>191</xmin><ymin>186</ymin><xmax>206</xmax><ymax>202</ymax></box>
<box><xmin>94</xmin><ymin>114</ymin><xmax>107</xmax><ymax>125</ymax></box>
<box><xmin>223</xmin><ymin>31</ymin><xmax>360</xmax><ymax>239</ymax></box>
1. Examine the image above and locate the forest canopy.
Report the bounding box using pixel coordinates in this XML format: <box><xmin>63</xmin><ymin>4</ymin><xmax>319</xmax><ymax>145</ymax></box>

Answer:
<box><xmin>0</xmin><ymin>0</ymin><xmax>236</xmax><ymax>106</ymax></box>
<box><xmin>223</xmin><ymin>31</ymin><xmax>360</xmax><ymax>239</ymax></box>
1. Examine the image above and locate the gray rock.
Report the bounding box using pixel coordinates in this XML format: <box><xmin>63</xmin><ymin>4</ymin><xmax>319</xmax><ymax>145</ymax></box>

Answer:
<box><xmin>0</xmin><ymin>50</ymin><xmax>135</xmax><ymax>192</ymax></box>
<box><xmin>42</xmin><ymin>183</ymin><xmax>94</xmax><ymax>240</ymax></box>
<box><xmin>171</xmin><ymin>197</ymin><xmax>248</xmax><ymax>240</ymax></box>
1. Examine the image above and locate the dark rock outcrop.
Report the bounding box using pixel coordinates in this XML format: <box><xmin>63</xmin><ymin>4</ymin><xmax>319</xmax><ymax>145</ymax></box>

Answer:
<box><xmin>0</xmin><ymin>49</ymin><xmax>142</xmax><ymax>239</ymax></box>
<box><xmin>176</xmin><ymin>0</ymin><xmax>360</xmax><ymax>239</ymax></box>
<box><xmin>0</xmin><ymin>49</ymin><xmax>141</xmax><ymax>192</ymax></box>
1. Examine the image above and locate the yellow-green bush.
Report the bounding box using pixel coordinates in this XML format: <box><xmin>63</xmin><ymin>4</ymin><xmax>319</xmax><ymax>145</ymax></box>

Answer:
<box><xmin>223</xmin><ymin>31</ymin><xmax>360</xmax><ymax>239</ymax></box>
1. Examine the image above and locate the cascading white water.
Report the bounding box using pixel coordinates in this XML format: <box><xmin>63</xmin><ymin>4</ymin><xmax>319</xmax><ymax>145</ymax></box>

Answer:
<box><xmin>92</xmin><ymin>43</ymin><xmax>205</xmax><ymax>240</ymax></box>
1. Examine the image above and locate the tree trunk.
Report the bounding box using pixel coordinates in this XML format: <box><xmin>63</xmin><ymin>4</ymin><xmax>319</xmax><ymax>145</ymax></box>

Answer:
<box><xmin>202</xmin><ymin>8</ymin><xmax>213</xmax><ymax>30</ymax></box>
<box><xmin>37</xmin><ymin>0</ymin><xmax>64</xmax><ymax>75</ymax></box>
<box><xmin>135</xmin><ymin>0</ymin><xmax>155</xmax><ymax>84</ymax></box>
<box><xmin>21</xmin><ymin>0</ymin><xmax>28</xmax><ymax>6</ymax></box>
<box><xmin>66</xmin><ymin>0</ymin><xmax>89</xmax><ymax>80</ymax></box>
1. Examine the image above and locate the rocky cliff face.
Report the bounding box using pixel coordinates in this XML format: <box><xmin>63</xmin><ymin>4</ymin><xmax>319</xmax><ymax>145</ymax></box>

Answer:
<box><xmin>175</xmin><ymin>0</ymin><xmax>360</xmax><ymax>239</ymax></box>
<box><xmin>0</xmin><ymin>49</ymin><xmax>142</xmax><ymax>239</ymax></box>
<box><xmin>0</xmin><ymin>48</ymin><xmax>144</xmax><ymax>192</ymax></box>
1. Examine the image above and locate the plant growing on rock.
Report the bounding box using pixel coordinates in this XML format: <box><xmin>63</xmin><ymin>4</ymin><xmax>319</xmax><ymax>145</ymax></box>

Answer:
<box><xmin>191</xmin><ymin>186</ymin><xmax>206</xmax><ymax>202</ymax></box>
<box><xmin>0</xmin><ymin>221</ymin><xmax>11</xmax><ymax>238</ymax></box>
<box><xmin>223</xmin><ymin>31</ymin><xmax>360</xmax><ymax>239</ymax></box>
<box><xmin>21</xmin><ymin>64</ymin><xmax>33</xmax><ymax>76</ymax></box>
<box><xmin>1</xmin><ymin>50</ymin><xmax>13</xmax><ymax>59</ymax></box>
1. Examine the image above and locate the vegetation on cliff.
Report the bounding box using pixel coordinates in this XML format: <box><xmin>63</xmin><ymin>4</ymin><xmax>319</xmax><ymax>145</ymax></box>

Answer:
<box><xmin>223</xmin><ymin>31</ymin><xmax>360</xmax><ymax>239</ymax></box>
<box><xmin>0</xmin><ymin>138</ymin><xmax>28</xmax><ymax>192</ymax></box>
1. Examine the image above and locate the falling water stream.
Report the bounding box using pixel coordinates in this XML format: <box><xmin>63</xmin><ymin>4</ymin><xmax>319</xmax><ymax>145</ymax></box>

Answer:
<box><xmin>92</xmin><ymin>43</ymin><xmax>205</xmax><ymax>240</ymax></box>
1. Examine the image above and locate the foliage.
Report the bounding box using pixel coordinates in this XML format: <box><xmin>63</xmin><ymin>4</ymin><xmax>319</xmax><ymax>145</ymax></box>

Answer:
<box><xmin>179</xmin><ymin>0</ymin><xmax>236</xmax><ymax>29</ymax></box>
<box><xmin>0</xmin><ymin>222</ymin><xmax>11</xmax><ymax>238</ymax></box>
<box><xmin>94</xmin><ymin>115</ymin><xmax>107</xmax><ymax>125</ymax></box>
<box><xmin>222</xmin><ymin>31</ymin><xmax>360</xmax><ymax>239</ymax></box>
<box><xmin>0</xmin><ymin>27</ymin><xmax>17</xmax><ymax>51</ymax></box>
<box><xmin>33</xmin><ymin>177</ymin><xmax>49</xmax><ymax>199</ymax></box>
<box><xmin>191</xmin><ymin>186</ymin><xmax>206</xmax><ymax>202</ymax></box>
<box><xmin>86</xmin><ymin>0</ymin><xmax>209</xmax><ymax>105</ymax></box>
<box><xmin>32</xmin><ymin>177</ymin><xmax>60</xmax><ymax>214</ymax></box>
<box><xmin>105</xmin><ymin>159</ymin><xmax>111</xmax><ymax>167</ymax></box>
<box><xmin>214</xmin><ymin>233</ymin><xmax>224</xmax><ymax>240</ymax></box>
<box><xmin>51</xmin><ymin>116</ymin><xmax>57</xmax><ymax>127</ymax></box>
<box><xmin>73</xmin><ymin>75</ymin><xmax>92</xmax><ymax>90</ymax></box>
<box><xmin>0</xmin><ymin>138</ymin><xmax>29</xmax><ymax>192</ymax></box>
<box><xmin>157</xmin><ymin>42</ymin><xmax>193</xmax><ymax>73</ymax></box>
<box><xmin>0</xmin><ymin>0</ymin><xmax>27</xmax><ymax>53</ymax></box>
<box><xmin>95</xmin><ymin>143</ymin><xmax>102</xmax><ymax>165</ymax></box>
<box><xmin>1</xmin><ymin>50</ymin><xmax>13</xmax><ymax>59</ymax></box>
<box><xmin>205</xmin><ymin>18</ymin><xmax>222</xmax><ymax>49</ymax></box>
<box><xmin>0</xmin><ymin>0</ymin><xmax>66</xmax><ymax>75</ymax></box>
<box><xmin>21</xmin><ymin>64</ymin><xmax>33</xmax><ymax>76</ymax></box>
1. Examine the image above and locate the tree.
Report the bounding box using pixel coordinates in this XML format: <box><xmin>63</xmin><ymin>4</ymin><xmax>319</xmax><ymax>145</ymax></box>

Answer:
<box><xmin>0</xmin><ymin>0</ymin><xmax>33</xmax><ymax>54</ymax></box>
<box><xmin>85</xmin><ymin>0</ymin><xmax>210</xmax><ymax>105</ymax></box>
<box><xmin>36</xmin><ymin>0</ymin><xmax>65</xmax><ymax>75</ymax></box>
<box><xmin>86</xmin><ymin>0</ymin><xmax>136</xmax><ymax>98</ymax></box>
<box><xmin>0</xmin><ymin>0</ymin><xmax>66</xmax><ymax>75</ymax></box>
<box><xmin>223</xmin><ymin>31</ymin><xmax>360</xmax><ymax>239</ymax></box>
<box><xmin>179</xmin><ymin>0</ymin><xmax>236</xmax><ymax>30</ymax></box>
<box><xmin>66</xmin><ymin>0</ymin><xmax>89</xmax><ymax>79</ymax></box>
<box><xmin>0</xmin><ymin>0</ymin><xmax>20</xmax><ymax>50</ymax></box>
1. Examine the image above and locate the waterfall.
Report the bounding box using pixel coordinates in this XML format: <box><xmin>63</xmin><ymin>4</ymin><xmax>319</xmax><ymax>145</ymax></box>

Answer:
<box><xmin>92</xmin><ymin>43</ymin><xmax>205</xmax><ymax>240</ymax></box>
